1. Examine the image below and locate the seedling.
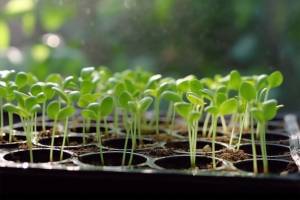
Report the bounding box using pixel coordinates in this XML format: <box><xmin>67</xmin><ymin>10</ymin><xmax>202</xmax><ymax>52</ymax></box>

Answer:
<box><xmin>83</xmin><ymin>96</ymin><xmax>114</xmax><ymax>165</ymax></box>
<box><xmin>4</xmin><ymin>91</ymin><xmax>41</xmax><ymax>162</ymax></box>
<box><xmin>175</xmin><ymin>102</ymin><xmax>201</xmax><ymax>168</ymax></box>
<box><xmin>204</xmin><ymin>93</ymin><xmax>238</xmax><ymax>169</ymax></box>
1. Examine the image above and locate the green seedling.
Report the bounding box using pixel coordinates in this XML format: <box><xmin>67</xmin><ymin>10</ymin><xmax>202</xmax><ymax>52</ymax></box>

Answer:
<box><xmin>175</xmin><ymin>102</ymin><xmax>201</xmax><ymax>169</ymax></box>
<box><xmin>161</xmin><ymin>90</ymin><xmax>182</xmax><ymax>134</ymax></box>
<box><xmin>127</xmin><ymin>96</ymin><xmax>153</xmax><ymax>166</ymax></box>
<box><xmin>4</xmin><ymin>91</ymin><xmax>41</xmax><ymax>163</ymax></box>
<box><xmin>51</xmin><ymin>87</ymin><xmax>78</xmax><ymax>160</ymax></box>
<box><xmin>83</xmin><ymin>96</ymin><xmax>114</xmax><ymax>165</ymax></box>
<box><xmin>205</xmin><ymin>94</ymin><xmax>238</xmax><ymax>169</ymax></box>
<box><xmin>251</xmin><ymin>99</ymin><xmax>282</xmax><ymax>174</ymax></box>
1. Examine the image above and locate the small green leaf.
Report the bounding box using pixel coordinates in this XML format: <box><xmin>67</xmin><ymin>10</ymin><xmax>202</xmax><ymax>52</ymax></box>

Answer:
<box><xmin>205</xmin><ymin>105</ymin><xmax>218</xmax><ymax>116</ymax></box>
<box><xmin>186</xmin><ymin>92</ymin><xmax>204</xmax><ymax>106</ymax></box>
<box><xmin>15</xmin><ymin>72</ymin><xmax>28</xmax><ymax>89</ymax></box>
<box><xmin>267</xmin><ymin>71</ymin><xmax>283</xmax><ymax>88</ymax></box>
<box><xmin>81</xmin><ymin>109</ymin><xmax>97</xmax><ymax>120</ymax></box>
<box><xmin>188</xmin><ymin>111</ymin><xmax>201</xmax><ymax>122</ymax></box>
<box><xmin>30</xmin><ymin>82</ymin><xmax>44</xmax><ymax>96</ymax></box>
<box><xmin>228</xmin><ymin>70</ymin><xmax>241</xmax><ymax>90</ymax></box>
<box><xmin>251</xmin><ymin>108</ymin><xmax>264</xmax><ymax>123</ymax></box>
<box><xmin>100</xmin><ymin>96</ymin><xmax>114</xmax><ymax>117</ymax></box>
<box><xmin>176</xmin><ymin>78</ymin><xmax>190</xmax><ymax>92</ymax></box>
<box><xmin>57</xmin><ymin>106</ymin><xmax>75</xmax><ymax>120</ymax></box>
<box><xmin>118</xmin><ymin>91</ymin><xmax>132</xmax><ymax>109</ymax></box>
<box><xmin>46</xmin><ymin>74</ymin><xmax>62</xmax><ymax>85</ymax></box>
<box><xmin>219</xmin><ymin>98</ymin><xmax>238</xmax><ymax>115</ymax></box>
<box><xmin>262</xmin><ymin>99</ymin><xmax>278</xmax><ymax>121</ymax></box>
<box><xmin>3</xmin><ymin>103</ymin><xmax>18</xmax><ymax>113</ymax></box>
<box><xmin>174</xmin><ymin>102</ymin><xmax>192</xmax><ymax>119</ymax></box>
<box><xmin>239</xmin><ymin>82</ymin><xmax>256</xmax><ymax>101</ymax></box>
<box><xmin>44</xmin><ymin>83</ymin><xmax>57</xmax><ymax>99</ymax></box>
<box><xmin>215</xmin><ymin>92</ymin><xmax>226</xmax><ymax>106</ymax></box>
<box><xmin>52</xmin><ymin>87</ymin><xmax>69</xmax><ymax>104</ymax></box>
<box><xmin>25</xmin><ymin>96</ymin><xmax>37</xmax><ymax>111</ymax></box>
<box><xmin>139</xmin><ymin>96</ymin><xmax>153</xmax><ymax>112</ymax></box>
<box><xmin>189</xmin><ymin>79</ymin><xmax>203</xmax><ymax>94</ymax></box>
<box><xmin>88</xmin><ymin>102</ymin><xmax>100</xmax><ymax>115</ymax></box>
<box><xmin>256</xmin><ymin>75</ymin><xmax>268</xmax><ymax>91</ymax></box>
<box><xmin>47</xmin><ymin>101</ymin><xmax>60</xmax><ymax>119</ymax></box>
<box><xmin>63</xmin><ymin>76</ymin><xmax>76</xmax><ymax>89</ymax></box>
<box><xmin>77</xmin><ymin>93</ymin><xmax>99</xmax><ymax>108</ymax></box>
<box><xmin>80</xmin><ymin>67</ymin><xmax>95</xmax><ymax>80</ymax></box>
<box><xmin>36</xmin><ymin>92</ymin><xmax>47</xmax><ymax>103</ymax></box>
<box><xmin>161</xmin><ymin>91</ymin><xmax>181</xmax><ymax>102</ymax></box>
<box><xmin>114</xmin><ymin>83</ymin><xmax>125</xmax><ymax>96</ymax></box>
<box><xmin>80</xmin><ymin>80</ymin><xmax>94</xmax><ymax>94</ymax></box>
<box><xmin>68</xmin><ymin>91</ymin><xmax>80</xmax><ymax>103</ymax></box>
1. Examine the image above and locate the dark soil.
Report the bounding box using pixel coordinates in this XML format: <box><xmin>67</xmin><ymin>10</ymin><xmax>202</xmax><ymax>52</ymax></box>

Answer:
<box><xmin>71</xmin><ymin>145</ymin><xmax>100</xmax><ymax>155</ymax></box>
<box><xmin>142</xmin><ymin>147</ymin><xmax>174</xmax><ymax>157</ymax></box>
<box><xmin>217</xmin><ymin>149</ymin><xmax>250</xmax><ymax>162</ymax></box>
<box><xmin>0</xmin><ymin>134</ymin><xmax>26</xmax><ymax>144</ymax></box>
<box><xmin>285</xmin><ymin>162</ymin><xmax>298</xmax><ymax>173</ymax></box>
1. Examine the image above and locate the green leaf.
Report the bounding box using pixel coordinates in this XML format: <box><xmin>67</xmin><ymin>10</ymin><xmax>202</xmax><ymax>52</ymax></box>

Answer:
<box><xmin>88</xmin><ymin>103</ymin><xmax>100</xmax><ymax>115</ymax></box>
<box><xmin>77</xmin><ymin>93</ymin><xmax>99</xmax><ymax>108</ymax></box>
<box><xmin>0</xmin><ymin>20</ymin><xmax>10</xmax><ymax>50</ymax></box>
<box><xmin>25</xmin><ymin>96</ymin><xmax>37</xmax><ymax>111</ymax></box>
<box><xmin>161</xmin><ymin>91</ymin><xmax>181</xmax><ymax>102</ymax></box>
<box><xmin>68</xmin><ymin>91</ymin><xmax>80</xmax><ymax>102</ymax></box>
<box><xmin>46</xmin><ymin>74</ymin><xmax>63</xmax><ymax>85</ymax></box>
<box><xmin>30</xmin><ymin>82</ymin><xmax>44</xmax><ymax>96</ymax></box>
<box><xmin>63</xmin><ymin>76</ymin><xmax>76</xmax><ymax>89</ymax></box>
<box><xmin>186</xmin><ymin>92</ymin><xmax>204</xmax><ymax>106</ymax></box>
<box><xmin>100</xmin><ymin>96</ymin><xmax>114</xmax><ymax>117</ymax></box>
<box><xmin>215</xmin><ymin>92</ymin><xmax>226</xmax><ymax>106</ymax></box>
<box><xmin>47</xmin><ymin>101</ymin><xmax>60</xmax><ymax>119</ymax></box>
<box><xmin>36</xmin><ymin>92</ymin><xmax>47</xmax><ymax>103</ymax></box>
<box><xmin>267</xmin><ymin>71</ymin><xmax>283</xmax><ymax>88</ymax></box>
<box><xmin>3</xmin><ymin>103</ymin><xmax>18</xmax><ymax>113</ymax></box>
<box><xmin>81</xmin><ymin>109</ymin><xmax>97</xmax><ymax>120</ymax></box>
<box><xmin>188</xmin><ymin>111</ymin><xmax>201</xmax><ymax>122</ymax></box>
<box><xmin>114</xmin><ymin>83</ymin><xmax>125</xmax><ymax>96</ymax></box>
<box><xmin>219</xmin><ymin>98</ymin><xmax>238</xmax><ymax>115</ymax></box>
<box><xmin>189</xmin><ymin>79</ymin><xmax>203</xmax><ymax>94</ymax></box>
<box><xmin>205</xmin><ymin>105</ymin><xmax>218</xmax><ymax>116</ymax></box>
<box><xmin>128</xmin><ymin>101</ymin><xmax>138</xmax><ymax>113</ymax></box>
<box><xmin>15</xmin><ymin>72</ymin><xmax>28</xmax><ymax>89</ymax></box>
<box><xmin>176</xmin><ymin>78</ymin><xmax>190</xmax><ymax>92</ymax></box>
<box><xmin>30</xmin><ymin>104</ymin><xmax>41</xmax><ymax>113</ymax></box>
<box><xmin>256</xmin><ymin>74</ymin><xmax>268</xmax><ymax>91</ymax></box>
<box><xmin>118</xmin><ymin>91</ymin><xmax>132</xmax><ymax>109</ymax></box>
<box><xmin>44</xmin><ymin>83</ymin><xmax>56</xmax><ymax>99</ymax></box>
<box><xmin>0</xmin><ymin>81</ymin><xmax>7</xmax><ymax>97</ymax></box>
<box><xmin>57</xmin><ymin>106</ymin><xmax>75</xmax><ymax>120</ymax></box>
<box><xmin>262</xmin><ymin>99</ymin><xmax>278</xmax><ymax>121</ymax></box>
<box><xmin>228</xmin><ymin>70</ymin><xmax>241</xmax><ymax>90</ymax></box>
<box><xmin>239</xmin><ymin>81</ymin><xmax>256</xmax><ymax>101</ymax></box>
<box><xmin>139</xmin><ymin>96</ymin><xmax>153</xmax><ymax>112</ymax></box>
<box><xmin>80</xmin><ymin>67</ymin><xmax>95</xmax><ymax>80</ymax></box>
<box><xmin>52</xmin><ymin>87</ymin><xmax>69</xmax><ymax>104</ymax></box>
<box><xmin>174</xmin><ymin>102</ymin><xmax>192</xmax><ymax>119</ymax></box>
<box><xmin>80</xmin><ymin>80</ymin><xmax>94</xmax><ymax>94</ymax></box>
<box><xmin>251</xmin><ymin>108</ymin><xmax>264</xmax><ymax>123</ymax></box>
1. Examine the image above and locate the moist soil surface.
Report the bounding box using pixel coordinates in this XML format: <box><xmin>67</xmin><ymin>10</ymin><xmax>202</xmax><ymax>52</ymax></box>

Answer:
<box><xmin>217</xmin><ymin>148</ymin><xmax>250</xmax><ymax>162</ymax></box>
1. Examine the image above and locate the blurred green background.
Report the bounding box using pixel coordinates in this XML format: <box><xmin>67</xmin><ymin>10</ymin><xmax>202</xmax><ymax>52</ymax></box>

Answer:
<box><xmin>0</xmin><ymin>0</ymin><xmax>299</xmax><ymax>111</ymax></box>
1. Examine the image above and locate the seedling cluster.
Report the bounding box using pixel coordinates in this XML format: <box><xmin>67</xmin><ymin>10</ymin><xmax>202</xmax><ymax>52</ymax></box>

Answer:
<box><xmin>0</xmin><ymin>68</ymin><xmax>283</xmax><ymax>174</ymax></box>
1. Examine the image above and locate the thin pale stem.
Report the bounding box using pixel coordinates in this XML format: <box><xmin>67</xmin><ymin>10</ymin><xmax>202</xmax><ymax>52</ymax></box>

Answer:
<box><xmin>60</xmin><ymin>117</ymin><xmax>69</xmax><ymax>160</ymax></box>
